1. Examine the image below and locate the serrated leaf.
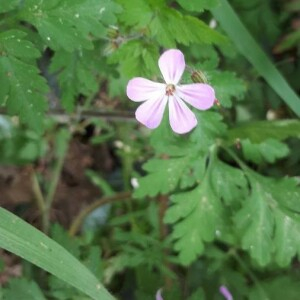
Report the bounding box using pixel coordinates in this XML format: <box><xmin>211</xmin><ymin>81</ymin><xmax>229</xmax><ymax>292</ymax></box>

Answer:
<box><xmin>116</xmin><ymin>0</ymin><xmax>152</xmax><ymax>27</ymax></box>
<box><xmin>227</xmin><ymin>119</ymin><xmax>300</xmax><ymax>144</ymax></box>
<box><xmin>209</xmin><ymin>70</ymin><xmax>247</xmax><ymax>107</ymax></box>
<box><xmin>20</xmin><ymin>0</ymin><xmax>121</xmax><ymax>51</ymax></box>
<box><xmin>50</xmin><ymin>48</ymin><xmax>102</xmax><ymax>111</ymax></box>
<box><xmin>133</xmin><ymin>156</ymin><xmax>191</xmax><ymax>198</ymax></box>
<box><xmin>211</xmin><ymin>158</ymin><xmax>248</xmax><ymax>205</ymax></box>
<box><xmin>108</xmin><ymin>40</ymin><xmax>159</xmax><ymax>78</ymax></box>
<box><xmin>235</xmin><ymin>172</ymin><xmax>300</xmax><ymax>266</ymax></box>
<box><xmin>234</xmin><ymin>179</ymin><xmax>274</xmax><ymax>266</ymax></box>
<box><xmin>0</xmin><ymin>30</ymin><xmax>48</xmax><ymax>132</ymax></box>
<box><xmin>191</xmin><ymin>111</ymin><xmax>227</xmax><ymax>149</ymax></box>
<box><xmin>273</xmin><ymin>210</ymin><xmax>300</xmax><ymax>266</ymax></box>
<box><xmin>241</xmin><ymin>138</ymin><xmax>290</xmax><ymax>164</ymax></box>
<box><xmin>149</xmin><ymin>8</ymin><xmax>225</xmax><ymax>48</ymax></box>
<box><xmin>165</xmin><ymin>177</ymin><xmax>223</xmax><ymax>265</ymax></box>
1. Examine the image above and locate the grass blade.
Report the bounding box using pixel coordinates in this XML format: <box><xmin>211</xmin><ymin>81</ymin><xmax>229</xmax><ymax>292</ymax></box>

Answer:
<box><xmin>0</xmin><ymin>207</ymin><xmax>115</xmax><ymax>300</ymax></box>
<box><xmin>212</xmin><ymin>0</ymin><xmax>300</xmax><ymax>117</ymax></box>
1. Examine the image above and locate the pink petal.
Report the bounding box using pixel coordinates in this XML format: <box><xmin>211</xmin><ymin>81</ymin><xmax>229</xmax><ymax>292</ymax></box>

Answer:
<box><xmin>127</xmin><ymin>77</ymin><xmax>165</xmax><ymax>102</ymax></box>
<box><xmin>168</xmin><ymin>95</ymin><xmax>197</xmax><ymax>134</ymax></box>
<box><xmin>135</xmin><ymin>95</ymin><xmax>168</xmax><ymax>129</ymax></box>
<box><xmin>158</xmin><ymin>49</ymin><xmax>185</xmax><ymax>84</ymax></box>
<box><xmin>176</xmin><ymin>83</ymin><xmax>215</xmax><ymax>110</ymax></box>
<box><xmin>219</xmin><ymin>286</ymin><xmax>233</xmax><ymax>300</ymax></box>
<box><xmin>155</xmin><ymin>289</ymin><xmax>163</xmax><ymax>300</ymax></box>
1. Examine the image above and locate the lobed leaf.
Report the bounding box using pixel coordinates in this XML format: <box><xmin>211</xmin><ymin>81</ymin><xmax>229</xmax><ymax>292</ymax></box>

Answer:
<box><xmin>235</xmin><ymin>172</ymin><xmax>300</xmax><ymax>266</ymax></box>
<box><xmin>165</xmin><ymin>177</ymin><xmax>223</xmax><ymax>265</ymax></box>
<box><xmin>49</xmin><ymin>47</ymin><xmax>103</xmax><ymax>111</ymax></box>
<box><xmin>227</xmin><ymin>119</ymin><xmax>300</xmax><ymax>144</ymax></box>
<box><xmin>0</xmin><ymin>30</ymin><xmax>48</xmax><ymax>132</ymax></box>
<box><xmin>20</xmin><ymin>0</ymin><xmax>121</xmax><ymax>51</ymax></box>
<box><xmin>133</xmin><ymin>156</ymin><xmax>192</xmax><ymax>198</ymax></box>
<box><xmin>241</xmin><ymin>138</ymin><xmax>290</xmax><ymax>164</ymax></box>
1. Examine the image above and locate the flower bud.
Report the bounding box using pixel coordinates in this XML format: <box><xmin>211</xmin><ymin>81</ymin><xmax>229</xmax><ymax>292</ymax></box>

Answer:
<box><xmin>107</xmin><ymin>26</ymin><xmax>119</xmax><ymax>39</ymax></box>
<box><xmin>191</xmin><ymin>70</ymin><xmax>208</xmax><ymax>84</ymax></box>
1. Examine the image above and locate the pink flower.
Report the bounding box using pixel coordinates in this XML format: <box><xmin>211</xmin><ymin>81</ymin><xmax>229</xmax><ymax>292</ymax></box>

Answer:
<box><xmin>219</xmin><ymin>285</ymin><xmax>233</xmax><ymax>300</ymax></box>
<box><xmin>126</xmin><ymin>49</ymin><xmax>215</xmax><ymax>134</ymax></box>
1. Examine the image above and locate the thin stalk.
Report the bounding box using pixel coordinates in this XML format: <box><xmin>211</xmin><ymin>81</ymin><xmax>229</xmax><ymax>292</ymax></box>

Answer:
<box><xmin>31</xmin><ymin>170</ymin><xmax>46</xmax><ymax>214</ymax></box>
<box><xmin>230</xmin><ymin>250</ymin><xmax>269</xmax><ymax>299</ymax></box>
<box><xmin>158</xmin><ymin>194</ymin><xmax>172</xmax><ymax>289</ymax></box>
<box><xmin>42</xmin><ymin>142</ymin><xmax>69</xmax><ymax>234</ymax></box>
<box><xmin>69</xmin><ymin>191</ymin><xmax>132</xmax><ymax>236</ymax></box>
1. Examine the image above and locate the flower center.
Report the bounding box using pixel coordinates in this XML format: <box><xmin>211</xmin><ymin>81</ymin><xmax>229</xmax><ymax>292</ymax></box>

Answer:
<box><xmin>165</xmin><ymin>84</ymin><xmax>175</xmax><ymax>96</ymax></box>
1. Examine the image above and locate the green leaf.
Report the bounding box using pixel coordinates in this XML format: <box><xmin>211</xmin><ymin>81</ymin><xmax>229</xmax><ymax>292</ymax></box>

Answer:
<box><xmin>0</xmin><ymin>207</ymin><xmax>115</xmax><ymax>300</ymax></box>
<box><xmin>108</xmin><ymin>40</ymin><xmax>159</xmax><ymax>78</ymax></box>
<box><xmin>274</xmin><ymin>29</ymin><xmax>300</xmax><ymax>53</ymax></box>
<box><xmin>273</xmin><ymin>210</ymin><xmax>300</xmax><ymax>267</ymax></box>
<box><xmin>165</xmin><ymin>177</ymin><xmax>223</xmax><ymax>265</ymax></box>
<box><xmin>133</xmin><ymin>156</ymin><xmax>192</xmax><ymax>198</ymax></box>
<box><xmin>191</xmin><ymin>111</ymin><xmax>227</xmax><ymax>149</ymax></box>
<box><xmin>211</xmin><ymin>158</ymin><xmax>248</xmax><ymax>205</ymax></box>
<box><xmin>51</xmin><ymin>223</ymin><xmax>81</xmax><ymax>258</ymax></box>
<box><xmin>49</xmin><ymin>48</ymin><xmax>103</xmax><ymax>111</ymax></box>
<box><xmin>227</xmin><ymin>119</ymin><xmax>300</xmax><ymax>144</ymax></box>
<box><xmin>116</xmin><ymin>0</ymin><xmax>152</xmax><ymax>27</ymax></box>
<box><xmin>0</xmin><ymin>0</ymin><xmax>20</xmax><ymax>13</ymax></box>
<box><xmin>209</xmin><ymin>70</ymin><xmax>247</xmax><ymax>107</ymax></box>
<box><xmin>150</xmin><ymin>8</ymin><xmax>225</xmax><ymax>48</ymax></box>
<box><xmin>187</xmin><ymin>288</ymin><xmax>206</xmax><ymax>300</ymax></box>
<box><xmin>2</xmin><ymin>278</ymin><xmax>46</xmax><ymax>300</ymax></box>
<box><xmin>241</xmin><ymin>138</ymin><xmax>290</xmax><ymax>164</ymax></box>
<box><xmin>20</xmin><ymin>0</ymin><xmax>121</xmax><ymax>51</ymax></box>
<box><xmin>0</xmin><ymin>118</ymin><xmax>46</xmax><ymax>164</ymax></box>
<box><xmin>249</xmin><ymin>277</ymin><xmax>300</xmax><ymax>300</ymax></box>
<box><xmin>176</xmin><ymin>0</ymin><xmax>219</xmax><ymax>12</ymax></box>
<box><xmin>212</xmin><ymin>0</ymin><xmax>300</xmax><ymax>116</ymax></box>
<box><xmin>0</xmin><ymin>30</ymin><xmax>48</xmax><ymax>132</ymax></box>
<box><xmin>234</xmin><ymin>178</ymin><xmax>274</xmax><ymax>266</ymax></box>
<box><xmin>235</xmin><ymin>172</ymin><xmax>300</xmax><ymax>266</ymax></box>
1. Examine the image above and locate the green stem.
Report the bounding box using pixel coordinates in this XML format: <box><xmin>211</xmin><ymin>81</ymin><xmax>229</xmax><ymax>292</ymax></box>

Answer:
<box><xmin>42</xmin><ymin>139</ymin><xmax>70</xmax><ymax>234</ymax></box>
<box><xmin>31</xmin><ymin>171</ymin><xmax>45</xmax><ymax>214</ymax></box>
<box><xmin>69</xmin><ymin>192</ymin><xmax>131</xmax><ymax>236</ymax></box>
<box><xmin>222</xmin><ymin>145</ymin><xmax>249</xmax><ymax>172</ymax></box>
<box><xmin>230</xmin><ymin>250</ymin><xmax>269</xmax><ymax>299</ymax></box>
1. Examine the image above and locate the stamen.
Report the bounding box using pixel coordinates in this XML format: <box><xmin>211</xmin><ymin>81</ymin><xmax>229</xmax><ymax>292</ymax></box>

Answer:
<box><xmin>166</xmin><ymin>84</ymin><xmax>175</xmax><ymax>96</ymax></box>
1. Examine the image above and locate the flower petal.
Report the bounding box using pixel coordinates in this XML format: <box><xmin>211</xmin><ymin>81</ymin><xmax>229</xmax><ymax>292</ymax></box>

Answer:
<box><xmin>158</xmin><ymin>49</ymin><xmax>185</xmax><ymax>84</ymax></box>
<box><xmin>168</xmin><ymin>95</ymin><xmax>197</xmax><ymax>134</ymax></box>
<box><xmin>155</xmin><ymin>289</ymin><xmax>163</xmax><ymax>300</ymax></box>
<box><xmin>135</xmin><ymin>95</ymin><xmax>168</xmax><ymax>129</ymax></box>
<box><xmin>219</xmin><ymin>286</ymin><xmax>233</xmax><ymax>300</ymax></box>
<box><xmin>176</xmin><ymin>83</ymin><xmax>215</xmax><ymax>110</ymax></box>
<box><xmin>127</xmin><ymin>77</ymin><xmax>165</xmax><ymax>102</ymax></box>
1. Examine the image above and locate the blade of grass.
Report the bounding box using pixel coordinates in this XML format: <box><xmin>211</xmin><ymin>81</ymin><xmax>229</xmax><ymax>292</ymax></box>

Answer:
<box><xmin>211</xmin><ymin>0</ymin><xmax>300</xmax><ymax>117</ymax></box>
<box><xmin>0</xmin><ymin>207</ymin><xmax>115</xmax><ymax>300</ymax></box>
